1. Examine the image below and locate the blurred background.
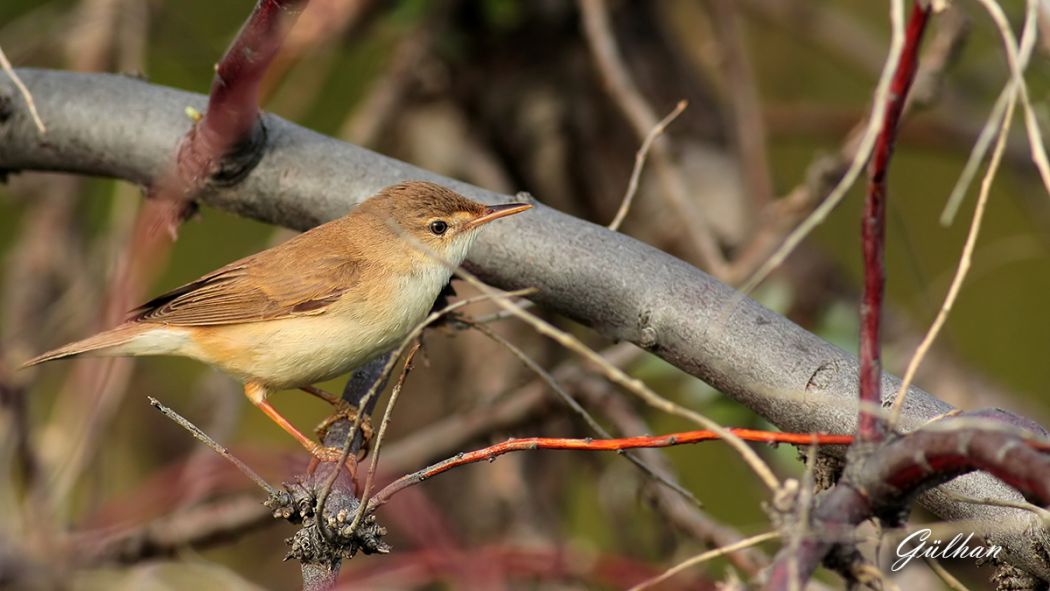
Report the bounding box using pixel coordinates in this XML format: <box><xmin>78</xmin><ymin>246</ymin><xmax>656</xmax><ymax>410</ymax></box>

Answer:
<box><xmin>1</xmin><ymin>1</ymin><xmax>1049</xmax><ymax>589</ymax></box>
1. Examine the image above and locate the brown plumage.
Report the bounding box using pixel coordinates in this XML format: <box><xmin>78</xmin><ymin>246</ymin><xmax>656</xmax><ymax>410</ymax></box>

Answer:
<box><xmin>24</xmin><ymin>181</ymin><xmax>531</xmax><ymax>461</ymax></box>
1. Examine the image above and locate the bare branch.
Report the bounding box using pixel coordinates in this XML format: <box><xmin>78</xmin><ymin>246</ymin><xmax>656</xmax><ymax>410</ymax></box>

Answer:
<box><xmin>2</xmin><ymin>69</ymin><xmax>1049</xmax><ymax>577</ymax></box>
<box><xmin>858</xmin><ymin>1</ymin><xmax>932</xmax><ymax>442</ymax></box>
<box><xmin>0</xmin><ymin>46</ymin><xmax>44</xmax><ymax>134</ymax></box>
<box><xmin>765</xmin><ymin>421</ymin><xmax>1050</xmax><ymax>589</ymax></box>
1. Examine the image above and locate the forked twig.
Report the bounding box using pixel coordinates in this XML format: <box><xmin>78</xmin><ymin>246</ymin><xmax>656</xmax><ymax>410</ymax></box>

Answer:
<box><xmin>609</xmin><ymin>100</ymin><xmax>688</xmax><ymax>231</ymax></box>
<box><xmin>579</xmin><ymin>0</ymin><xmax>727</xmax><ymax>275</ymax></box>
<box><xmin>740</xmin><ymin>0</ymin><xmax>907</xmax><ymax>293</ymax></box>
<box><xmin>975</xmin><ymin>0</ymin><xmax>1050</xmax><ymax>197</ymax></box>
<box><xmin>942</xmin><ymin>0</ymin><xmax>1040</xmax><ymax>224</ymax></box>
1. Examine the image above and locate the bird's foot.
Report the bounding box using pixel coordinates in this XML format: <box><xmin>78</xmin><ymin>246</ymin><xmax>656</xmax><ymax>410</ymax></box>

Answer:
<box><xmin>315</xmin><ymin>402</ymin><xmax>374</xmax><ymax>456</ymax></box>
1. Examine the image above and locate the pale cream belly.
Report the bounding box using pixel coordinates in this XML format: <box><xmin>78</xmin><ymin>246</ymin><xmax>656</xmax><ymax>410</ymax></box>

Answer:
<box><xmin>177</xmin><ymin>310</ymin><xmax>421</xmax><ymax>389</ymax></box>
<box><xmin>131</xmin><ymin>265</ymin><xmax>449</xmax><ymax>390</ymax></box>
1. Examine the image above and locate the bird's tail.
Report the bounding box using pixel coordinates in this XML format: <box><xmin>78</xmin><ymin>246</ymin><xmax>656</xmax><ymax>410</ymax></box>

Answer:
<box><xmin>21</xmin><ymin>324</ymin><xmax>145</xmax><ymax>368</ymax></box>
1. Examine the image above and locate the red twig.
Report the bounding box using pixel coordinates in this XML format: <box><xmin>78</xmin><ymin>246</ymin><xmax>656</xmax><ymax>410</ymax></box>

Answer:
<box><xmin>857</xmin><ymin>2</ymin><xmax>931</xmax><ymax>442</ymax></box>
<box><xmin>174</xmin><ymin>0</ymin><xmax>308</xmax><ymax>193</ymax></box>
<box><xmin>765</xmin><ymin>420</ymin><xmax>1050</xmax><ymax>590</ymax></box>
<box><xmin>368</xmin><ymin>429</ymin><xmax>855</xmax><ymax>510</ymax></box>
<box><xmin>57</xmin><ymin>0</ymin><xmax>312</xmax><ymax>525</ymax></box>
<box><xmin>147</xmin><ymin>0</ymin><xmax>309</xmax><ymax>240</ymax></box>
<box><xmin>108</xmin><ymin>0</ymin><xmax>310</xmax><ymax>322</ymax></box>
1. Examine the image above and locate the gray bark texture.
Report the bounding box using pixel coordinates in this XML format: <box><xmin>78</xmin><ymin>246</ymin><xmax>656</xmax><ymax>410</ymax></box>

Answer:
<box><xmin>2</xmin><ymin>69</ymin><xmax>1048</xmax><ymax>579</ymax></box>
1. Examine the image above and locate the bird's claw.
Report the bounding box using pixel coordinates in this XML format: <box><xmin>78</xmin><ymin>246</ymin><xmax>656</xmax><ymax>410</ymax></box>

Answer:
<box><xmin>315</xmin><ymin>402</ymin><xmax>374</xmax><ymax>456</ymax></box>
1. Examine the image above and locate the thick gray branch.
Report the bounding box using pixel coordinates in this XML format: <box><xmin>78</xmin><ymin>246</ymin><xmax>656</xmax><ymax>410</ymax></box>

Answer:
<box><xmin>2</xmin><ymin>70</ymin><xmax>1047</xmax><ymax>579</ymax></box>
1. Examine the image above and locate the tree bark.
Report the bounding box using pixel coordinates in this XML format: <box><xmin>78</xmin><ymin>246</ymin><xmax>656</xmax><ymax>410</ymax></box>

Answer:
<box><xmin>2</xmin><ymin>69</ymin><xmax>1048</xmax><ymax>579</ymax></box>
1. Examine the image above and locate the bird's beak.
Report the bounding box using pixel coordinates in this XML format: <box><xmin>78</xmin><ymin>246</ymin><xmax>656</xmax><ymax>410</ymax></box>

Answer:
<box><xmin>467</xmin><ymin>202</ymin><xmax>532</xmax><ymax>228</ymax></box>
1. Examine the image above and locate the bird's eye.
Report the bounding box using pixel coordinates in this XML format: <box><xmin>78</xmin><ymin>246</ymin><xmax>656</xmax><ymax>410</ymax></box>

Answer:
<box><xmin>429</xmin><ymin>220</ymin><xmax>448</xmax><ymax>235</ymax></box>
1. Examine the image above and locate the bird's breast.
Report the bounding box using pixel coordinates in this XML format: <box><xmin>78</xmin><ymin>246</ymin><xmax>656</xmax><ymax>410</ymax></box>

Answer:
<box><xmin>188</xmin><ymin>266</ymin><xmax>450</xmax><ymax>389</ymax></box>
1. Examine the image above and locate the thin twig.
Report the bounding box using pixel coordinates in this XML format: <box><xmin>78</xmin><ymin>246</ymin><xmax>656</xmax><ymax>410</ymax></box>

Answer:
<box><xmin>947</xmin><ymin>494</ymin><xmax>1050</xmax><ymax>522</ymax></box>
<box><xmin>469</xmin><ymin>320</ymin><xmax>703</xmax><ymax>507</ymax></box>
<box><xmin>627</xmin><ymin>531</ymin><xmax>780</xmax><ymax>591</ymax></box>
<box><xmin>369</xmin><ymin>430</ymin><xmax>851</xmax><ymax>511</ymax></box>
<box><xmin>975</xmin><ymin>0</ymin><xmax>1050</xmax><ymax>198</ymax></box>
<box><xmin>452</xmin><ymin>265</ymin><xmax>782</xmax><ymax>493</ymax></box>
<box><xmin>940</xmin><ymin>89</ymin><xmax>1010</xmax><ymax>226</ymax></box>
<box><xmin>314</xmin><ymin>288</ymin><xmax>537</xmax><ymax>537</ymax></box>
<box><xmin>889</xmin><ymin>58</ymin><xmax>1021</xmax><ymax>424</ymax></box>
<box><xmin>858</xmin><ymin>1</ymin><xmax>931</xmax><ymax>443</ymax></box>
<box><xmin>0</xmin><ymin>45</ymin><xmax>46</xmax><ymax>134</ymax></box>
<box><xmin>740</xmin><ymin>0</ymin><xmax>906</xmax><ymax>293</ymax></box>
<box><xmin>345</xmin><ymin>342</ymin><xmax>419</xmax><ymax>536</ymax></box>
<box><xmin>471</xmin><ymin>300</ymin><xmax>534</xmax><ymax>325</ymax></box>
<box><xmin>609</xmin><ymin>100</ymin><xmax>688</xmax><ymax>231</ymax></box>
<box><xmin>788</xmin><ymin>442</ymin><xmax>821</xmax><ymax>591</ymax></box>
<box><xmin>578</xmin><ymin>0</ymin><xmax>728</xmax><ymax>276</ymax></box>
<box><xmin>923</xmin><ymin>557</ymin><xmax>972</xmax><ymax>591</ymax></box>
<box><xmin>942</xmin><ymin>0</ymin><xmax>1040</xmax><ymax>225</ymax></box>
<box><xmin>147</xmin><ymin>396</ymin><xmax>277</xmax><ymax>497</ymax></box>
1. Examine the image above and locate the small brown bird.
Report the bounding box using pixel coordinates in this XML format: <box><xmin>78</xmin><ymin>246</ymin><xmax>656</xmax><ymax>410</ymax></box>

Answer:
<box><xmin>24</xmin><ymin>181</ymin><xmax>531</xmax><ymax>461</ymax></box>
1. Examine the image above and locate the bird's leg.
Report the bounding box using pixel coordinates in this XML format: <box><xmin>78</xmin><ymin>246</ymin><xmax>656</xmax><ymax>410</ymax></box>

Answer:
<box><xmin>244</xmin><ymin>383</ymin><xmax>351</xmax><ymax>465</ymax></box>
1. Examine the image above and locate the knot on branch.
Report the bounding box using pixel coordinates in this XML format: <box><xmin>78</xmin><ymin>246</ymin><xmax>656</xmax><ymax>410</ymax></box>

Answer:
<box><xmin>765</xmin><ymin>478</ymin><xmax>801</xmax><ymax>530</ymax></box>
<box><xmin>796</xmin><ymin>449</ymin><xmax>844</xmax><ymax>493</ymax></box>
<box><xmin>210</xmin><ymin>117</ymin><xmax>268</xmax><ymax>186</ymax></box>
<box><xmin>823</xmin><ymin>543</ymin><xmax>875</xmax><ymax>589</ymax></box>
<box><xmin>993</xmin><ymin>562</ymin><xmax>1046</xmax><ymax>591</ymax></box>
<box><xmin>0</xmin><ymin>91</ymin><xmax>13</xmax><ymax>124</ymax></box>
<box><xmin>804</xmin><ymin>359</ymin><xmax>843</xmax><ymax>394</ymax></box>
<box><xmin>841</xmin><ymin>437</ymin><xmax>913</xmax><ymax>527</ymax></box>
<box><xmin>266</xmin><ymin>479</ymin><xmax>390</xmax><ymax>568</ymax></box>
<box><xmin>174</xmin><ymin>115</ymin><xmax>268</xmax><ymax>189</ymax></box>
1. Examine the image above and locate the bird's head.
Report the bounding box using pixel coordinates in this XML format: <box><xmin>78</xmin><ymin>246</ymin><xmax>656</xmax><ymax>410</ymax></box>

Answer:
<box><xmin>358</xmin><ymin>181</ymin><xmax>532</xmax><ymax>268</ymax></box>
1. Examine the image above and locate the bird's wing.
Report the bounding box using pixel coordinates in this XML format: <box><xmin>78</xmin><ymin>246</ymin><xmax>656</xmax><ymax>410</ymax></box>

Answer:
<box><xmin>128</xmin><ymin>242</ymin><xmax>359</xmax><ymax>326</ymax></box>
